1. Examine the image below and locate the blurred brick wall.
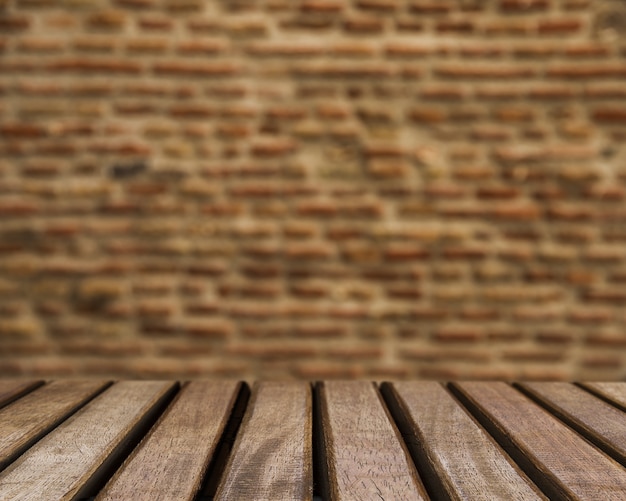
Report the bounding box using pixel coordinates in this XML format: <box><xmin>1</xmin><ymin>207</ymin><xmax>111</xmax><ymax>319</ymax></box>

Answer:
<box><xmin>1</xmin><ymin>0</ymin><xmax>625</xmax><ymax>380</ymax></box>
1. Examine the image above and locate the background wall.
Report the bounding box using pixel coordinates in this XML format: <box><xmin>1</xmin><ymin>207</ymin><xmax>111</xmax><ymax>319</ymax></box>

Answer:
<box><xmin>1</xmin><ymin>0</ymin><xmax>625</xmax><ymax>380</ymax></box>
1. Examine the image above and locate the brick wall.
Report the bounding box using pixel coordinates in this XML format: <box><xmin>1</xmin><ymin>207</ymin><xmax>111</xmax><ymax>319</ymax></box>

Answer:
<box><xmin>1</xmin><ymin>0</ymin><xmax>625</xmax><ymax>380</ymax></box>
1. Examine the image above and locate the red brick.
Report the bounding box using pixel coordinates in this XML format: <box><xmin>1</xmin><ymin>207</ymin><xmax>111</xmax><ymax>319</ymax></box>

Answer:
<box><xmin>409</xmin><ymin>107</ymin><xmax>446</xmax><ymax>123</ymax></box>
<box><xmin>528</xmin><ymin>84</ymin><xmax>576</xmax><ymax>100</ymax></box>
<box><xmin>357</xmin><ymin>0</ymin><xmax>398</xmax><ymax>10</ymax></box>
<box><xmin>500</xmin><ymin>0</ymin><xmax>548</xmax><ymax>11</ymax></box>
<box><xmin>71</xmin><ymin>36</ymin><xmax>115</xmax><ymax>53</ymax></box>
<box><xmin>475</xmin><ymin>85</ymin><xmax>523</xmax><ymax>100</ymax></box>
<box><xmin>153</xmin><ymin>61</ymin><xmax>240</xmax><ymax>77</ymax></box>
<box><xmin>293</xmin><ymin>62</ymin><xmax>395</xmax><ymax>78</ymax></box>
<box><xmin>0</xmin><ymin>15</ymin><xmax>30</xmax><ymax>31</ymax></box>
<box><xmin>536</xmin><ymin>330</ymin><xmax>575</xmax><ymax>345</ymax></box>
<box><xmin>409</xmin><ymin>1</ymin><xmax>451</xmax><ymax>13</ymax></box>
<box><xmin>168</xmin><ymin>103</ymin><xmax>214</xmax><ymax>118</ymax></box>
<box><xmin>584</xmin><ymin>288</ymin><xmax>626</xmax><ymax>303</ymax></box>
<box><xmin>0</xmin><ymin>123</ymin><xmax>47</xmax><ymax>138</ymax></box>
<box><xmin>326</xmin><ymin>345</ymin><xmax>382</xmax><ymax>360</ymax></box>
<box><xmin>280</xmin><ymin>17</ymin><xmax>334</xmax><ymax>30</ymax></box>
<box><xmin>592</xmin><ymin>108</ymin><xmax>626</xmax><ymax>124</ymax></box>
<box><xmin>586</xmin><ymin>332</ymin><xmax>626</xmax><ymax>348</ymax></box>
<box><xmin>290</xmin><ymin>282</ymin><xmax>329</xmax><ymax>298</ymax></box>
<box><xmin>17</xmin><ymin>38</ymin><xmax>64</xmax><ymax>53</ymax></box>
<box><xmin>332</xmin><ymin>41</ymin><xmax>377</xmax><ymax>57</ymax></box>
<box><xmin>47</xmin><ymin>58</ymin><xmax>141</xmax><ymax>74</ymax></box>
<box><xmin>227</xmin><ymin>18</ymin><xmax>267</xmax><ymax>36</ymax></box>
<box><xmin>437</xmin><ymin>20</ymin><xmax>474</xmax><ymax>33</ymax></box>
<box><xmin>476</xmin><ymin>185</ymin><xmax>520</xmax><ymax>199</ymax></box>
<box><xmin>433</xmin><ymin>327</ymin><xmax>483</xmax><ymax>343</ymax></box>
<box><xmin>164</xmin><ymin>0</ymin><xmax>203</xmax><ymax>12</ymax></box>
<box><xmin>343</xmin><ymin>17</ymin><xmax>384</xmax><ymax>33</ymax></box>
<box><xmin>126</xmin><ymin>38</ymin><xmax>168</xmax><ymax>53</ymax></box>
<box><xmin>383</xmin><ymin>244</ymin><xmax>430</xmax><ymax>262</ymax></box>
<box><xmin>115</xmin><ymin>0</ymin><xmax>156</xmax><ymax>7</ymax></box>
<box><xmin>186</xmin><ymin>18</ymin><xmax>219</xmax><ymax>32</ymax></box>
<box><xmin>484</xmin><ymin>19</ymin><xmax>533</xmax><ymax>35</ymax></box>
<box><xmin>247</xmin><ymin>40</ymin><xmax>325</xmax><ymax>57</ymax></box>
<box><xmin>459</xmin><ymin>307</ymin><xmax>500</xmax><ymax>321</ymax></box>
<box><xmin>502</xmin><ymin>349</ymin><xmax>564</xmax><ymax>363</ymax></box>
<box><xmin>512</xmin><ymin>43</ymin><xmax>557</xmax><ymax>58</ymax></box>
<box><xmin>286</xmin><ymin>242</ymin><xmax>335</xmax><ymax>260</ymax></box>
<box><xmin>251</xmin><ymin>138</ymin><xmax>296</xmax><ymax>157</ymax></box>
<box><xmin>0</xmin><ymin>200</ymin><xmax>39</xmax><ymax>216</ymax></box>
<box><xmin>537</xmin><ymin>18</ymin><xmax>582</xmax><ymax>35</ymax></box>
<box><xmin>385</xmin><ymin>41</ymin><xmax>437</xmax><ymax>58</ymax></box>
<box><xmin>459</xmin><ymin>45</ymin><xmax>505</xmax><ymax>58</ymax></box>
<box><xmin>436</xmin><ymin>64</ymin><xmax>535</xmax><ymax>79</ymax></box>
<box><xmin>584</xmin><ymin>84</ymin><xmax>626</xmax><ymax>99</ymax></box>
<box><xmin>86</xmin><ymin>10</ymin><xmax>127</xmax><ymax>30</ymax></box>
<box><xmin>581</xmin><ymin>355</ymin><xmax>622</xmax><ymax>370</ymax></box>
<box><xmin>569</xmin><ymin>308</ymin><xmax>614</xmax><ymax>324</ymax></box>
<box><xmin>547</xmin><ymin>64</ymin><xmax>626</xmax><ymax>79</ymax></box>
<box><xmin>564</xmin><ymin>43</ymin><xmax>611</xmax><ymax>58</ymax></box>
<box><xmin>300</xmin><ymin>0</ymin><xmax>344</xmax><ymax>12</ymax></box>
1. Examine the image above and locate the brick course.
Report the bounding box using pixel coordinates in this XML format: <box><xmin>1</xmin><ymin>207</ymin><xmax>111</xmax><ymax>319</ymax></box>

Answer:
<box><xmin>0</xmin><ymin>0</ymin><xmax>625</xmax><ymax>380</ymax></box>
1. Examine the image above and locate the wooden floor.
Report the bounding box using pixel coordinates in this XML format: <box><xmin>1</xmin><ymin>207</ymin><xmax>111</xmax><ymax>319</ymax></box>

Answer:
<box><xmin>1</xmin><ymin>380</ymin><xmax>626</xmax><ymax>500</ymax></box>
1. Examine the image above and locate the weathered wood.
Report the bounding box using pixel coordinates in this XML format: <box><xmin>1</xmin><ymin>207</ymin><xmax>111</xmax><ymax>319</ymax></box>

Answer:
<box><xmin>452</xmin><ymin>382</ymin><xmax>626</xmax><ymax>501</ymax></box>
<box><xmin>98</xmin><ymin>381</ymin><xmax>241</xmax><ymax>501</ymax></box>
<box><xmin>319</xmin><ymin>381</ymin><xmax>428</xmax><ymax>501</ymax></box>
<box><xmin>579</xmin><ymin>382</ymin><xmax>626</xmax><ymax>412</ymax></box>
<box><xmin>0</xmin><ymin>381</ymin><xmax>176</xmax><ymax>501</ymax></box>
<box><xmin>384</xmin><ymin>381</ymin><xmax>545</xmax><ymax>500</ymax></box>
<box><xmin>0</xmin><ymin>380</ymin><xmax>42</xmax><ymax>409</ymax></box>
<box><xmin>215</xmin><ymin>382</ymin><xmax>312</xmax><ymax>501</ymax></box>
<box><xmin>0</xmin><ymin>380</ymin><xmax>109</xmax><ymax>471</ymax></box>
<box><xmin>520</xmin><ymin>382</ymin><xmax>626</xmax><ymax>467</ymax></box>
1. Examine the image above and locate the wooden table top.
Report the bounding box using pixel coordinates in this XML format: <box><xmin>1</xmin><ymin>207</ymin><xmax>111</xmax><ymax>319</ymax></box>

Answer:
<box><xmin>0</xmin><ymin>380</ymin><xmax>625</xmax><ymax>500</ymax></box>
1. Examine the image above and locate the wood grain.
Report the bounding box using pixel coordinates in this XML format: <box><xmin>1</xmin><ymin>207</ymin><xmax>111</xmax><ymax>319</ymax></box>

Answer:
<box><xmin>319</xmin><ymin>381</ymin><xmax>428</xmax><ymax>501</ymax></box>
<box><xmin>0</xmin><ymin>381</ymin><xmax>176</xmax><ymax>501</ymax></box>
<box><xmin>452</xmin><ymin>382</ymin><xmax>626</xmax><ymax>500</ymax></box>
<box><xmin>0</xmin><ymin>380</ymin><xmax>42</xmax><ymax>409</ymax></box>
<box><xmin>97</xmin><ymin>381</ymin><xmax>241</xmax><ymax>501</ymax></box>
<box><xmin>0</xmin><ymin>380</ymin><xmax>109</xmax><ymax>471</ymax></box>
<box><xmin>519</xmin><ymin>382</ymin><xmax>626</xmax><ymax>466</ymax></box>
<box><xmin>384</xmin><ymin>382</ymin><xmax>545</xmax><ymax>501</ymax></box>
<box><xmin>579</xmin><ymin>383</ymin><xmax>626</xmax><ymax>412</ymax></box>
<box><xmin>215</xmin><ymin>382</ymin><xmax>312</xmax><ymax>501</ymax></box>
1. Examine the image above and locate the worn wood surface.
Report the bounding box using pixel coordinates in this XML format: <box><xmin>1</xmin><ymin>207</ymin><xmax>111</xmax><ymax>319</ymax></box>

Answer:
<box><xmin>519</xmin><ymin>382</ymin><xmax>626</xmax><ymax>467</ymax></box>
<box><xmin>0</xmin><ymin>380</ymin><xmax>42</xmax><ymax>409</ymax></box>
<box><xmin>98</xmin><ymin>381</ymin><xmax>240</xmax><ymax>501</ymax></box>
<box><xmin>319</xmin><ymin>381</ymin><xmax>428</xmax><ymax>501</ymax></box>
<box><xmin>384</xmin><ymin>381</ymin><xmax>545</xmax><ymax>501</ymax></box>
<box><xmin>0</xmin><ymin>381</ymin><xmax>175</xmax><ymax>501</ymax></box>
<box><xmin>0</xmin><ymin>380</ymin><xmax>108</xmax><ymax>471</ymax></box>
<box><xmin>1</xmin><ymin>380</ymin><xmax>626</xmax><ymax>500</ymax></box>
<box><xmin>579</xmin><ymin>382</ymin><xmax>626</xmax><ymax>412</ymax></box>
<box><xmin>452</xmin><ymin>382</ymin><xmax>626</xmax><ymax>500</ymax></box>
<box><xmin>215</xmin><ymin>382</ymin><xmax>312</xmax><ymax>501</ymax></box>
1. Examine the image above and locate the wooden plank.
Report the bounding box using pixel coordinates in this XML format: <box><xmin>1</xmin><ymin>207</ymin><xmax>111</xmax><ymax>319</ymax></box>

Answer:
<box><xmin>0</xmin><ymin>381</ymin><xmax>176</xmax><ymax>501</ymax></box>
<box><xmin>215</xmin><ymin>382</ymin><xmax>312</xmax><ymax>501</ymax></box>
<box><xmin>0</xmin><ymin>380</ymin><xmax>42</xmax><ymax>409</ymax></box>
<box><xmin>383</xmin><ymin>382</ymin><xmax>545</xmax><ymax>500</ymax></box>
<box><xmin>0</xmin><ymin>380</ymin><xmax>109</xmax><ymax>471</ymax></box>
<box><xmin>519</xmin><ymin>382</ymin><xmax>626</xmax><ymax>467</ymax></box>
<box><xmin>452</xmin><ymin>382</ymin><xmax>626</xmax><ymax>500</ymax></box>
<box><xmin>98</xmin><ymin>381</ymin><xmax>241</xmax><ymax>501</ymax></box>
<box><xmin>319</xmin><ymin>381</ymin><xmax>428</xmax><ymax>501</ymax></box>
<box><xmin>579</xmin><ymin>383</ymin><xmax>626</xmax><ymax>412</ymax></box>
